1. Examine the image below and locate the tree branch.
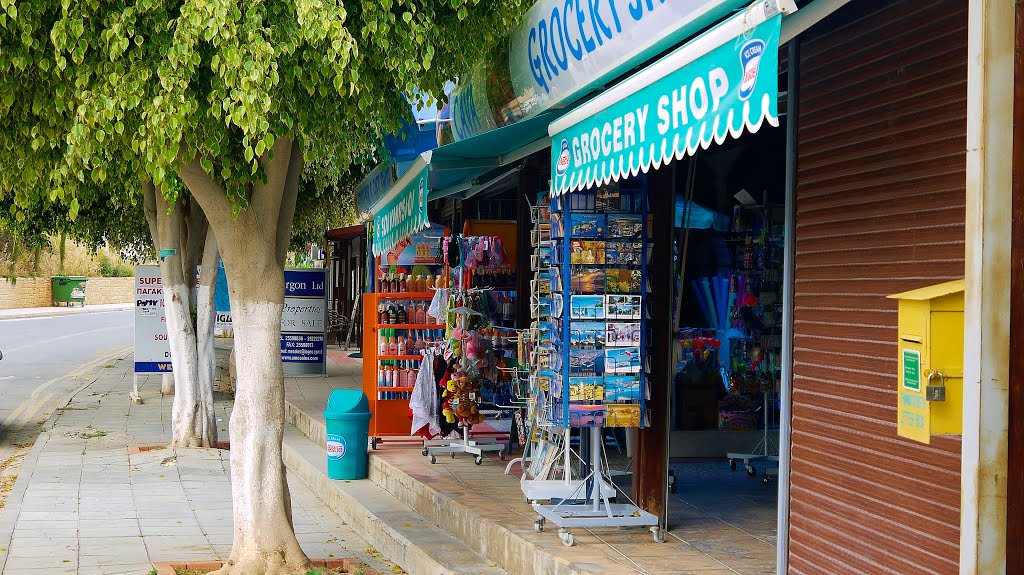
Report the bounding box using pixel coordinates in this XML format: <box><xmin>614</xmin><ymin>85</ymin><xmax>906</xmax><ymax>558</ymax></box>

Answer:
<box><xmin>142</xmin><ymin>180</ymin><xmax>160</xmax><ymax>251</ymax></box>
<box><xmin>178</xmin><ymin>157</ymin><xmax>237</xmax><ymax>234</ymax></box>
<box><xmin>252</xmin><ymin>137</ymin><xmax>293</xmax><ymax>246</ymax></box>
<box><xmin>275</xmin><ymin>141</ymin><xmax>304</xmax><ymax>267</ymax></box>
<box><xmin>155</xmin><ymin>188</ymin><xmax>186</xmax><ymax>287</ymax></box>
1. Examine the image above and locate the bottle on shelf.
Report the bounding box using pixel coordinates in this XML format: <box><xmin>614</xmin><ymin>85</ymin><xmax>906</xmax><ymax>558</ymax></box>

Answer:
<box><xmin>399</xmin><ymin>274</ymin><xmax>408</xmax><ymax>293</ymax></box>
<box><xmin>379</xmin><ymin>332</ymin><xmax>389</xmax><ymax>355</ymax></box>
<box><xmin>387</xmin><ymin>334</ymin><xmax>398</xmax><ymax>355</ymax></box>
<box><xmin>426</xmin><ymin>274</ymin><xmax>435</xmax><ymax>291</ymax></box>
<box><xmin>378</xmin><ymin>304</ymin><xmax>387</xmax><ymax>325</ymax></box>
<box><xmin>397</xmin><ymin>336</ymin><xmax>406</xmax><ymax>356</ymax></box>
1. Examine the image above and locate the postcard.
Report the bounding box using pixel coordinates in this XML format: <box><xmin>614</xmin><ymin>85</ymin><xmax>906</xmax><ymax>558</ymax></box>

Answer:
<box><xmin>570</xmin><ymin>321</ymin><xmax>605</xmax><ymax>348</ymax></box>
<box><xmin>570</xmin><ymin>240</ymin><xmax>606</xmax><ymax>265</ymax></box>
<box><xmin>570</xmin><ymin>267</ymin><xmax>605</xmax><ymax>293</ymax></box>
<box><xmin>605</xmin><ymin>404</ymin><xmax>641</xmax><ymax>427</ymax></box>
<box><xmin>568</xmin><ymin>404</ymin><xmax>606</xmax><ymax>427</ymax></box>
<box><xmin>605</xmin><ymin>241</ymin><xmax>643</xmax><ymax>266</ymax></box>
<box><xmin>570</xmin><ymin>213</ymin><xmax>606</xmax><ymax>238</ymax></box>
<box><xmin>606</xmin><ymin>322</ymin><xmax>641</xmax><ymax>347</ymax></box>
<box><xmin>604</xmin><ymin>375</ymin><xmax>641</xmax><ymax>402</ymax></box>
<box><xmin>569</xmin><ymin>377</ymin><xmax>605</xmax><ymax>402</ymax></box>
<box><xmin>606</xmin><ymin>294</ymin><xmax>642</xmax><ymax>320</ymax></box>
<box><xmin>570</xmin><ymin>295</ymin><xmax>605</xmax><ymax>319</ymax></box>
<box><xmin>607</xmin><ymin>214</ymin><xmax>643</xmax><ymax>238</ymax></box>
<box><xmin>569</xmin><ymin>348</ymin><xmax>604</xmax><ymax>376</ymax></box>
<box><xmin>605</xmin><ymin>346</ymin><xmax>641</xmax><ymax>374</ymax></box>
<box><xmin>605</xmin><ymin>268</ymin><xmax>641</xmax><ymax>294</ymax></box>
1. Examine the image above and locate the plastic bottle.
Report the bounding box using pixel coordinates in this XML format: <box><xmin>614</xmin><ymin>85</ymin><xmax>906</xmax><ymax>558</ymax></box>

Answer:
<box><xmin>398</xmin><ymin>274</ymin><xmax>407</xmax><ymax>293</ymax></box>
<box><xmin>379</xmin><ymin>333</ymin><xmax>388</xmax><ymax>355</ymax></box>
<box><xmin>378</xmin><ymin>304</ymin><xmax>387</xmax><ymax>325</ymax></box>
<box><xmin>396</xmin><ymin>304</ymin><xmax>407</xmax><ymax>324</ymax></box>
<box><xmin>426</xmin><ymin>274</ymin><xmax>435</xmax><ymax>291</ymax></box>
<box><xmin>397</xmin><ymin>336</ymin><xmax>406</xmax><ymax>356</ymax></box>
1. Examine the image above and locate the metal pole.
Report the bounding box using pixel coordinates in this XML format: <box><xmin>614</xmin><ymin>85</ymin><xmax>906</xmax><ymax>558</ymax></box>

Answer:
<box><xmin>775</xmin><ymin>37</ymin><xmax>799</xmax><ymax>575</ymax></box>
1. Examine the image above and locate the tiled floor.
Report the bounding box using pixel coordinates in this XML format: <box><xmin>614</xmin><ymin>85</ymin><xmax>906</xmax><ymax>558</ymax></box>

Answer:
<box><xmin>288</xmin><ymin>347</ymin><xmax>779</xmax><ymax>575</ymax></box>
<box><xmin>0</xmin><ymin>358</ymin><xmax>395</xmax><ymax>575</ymax></box>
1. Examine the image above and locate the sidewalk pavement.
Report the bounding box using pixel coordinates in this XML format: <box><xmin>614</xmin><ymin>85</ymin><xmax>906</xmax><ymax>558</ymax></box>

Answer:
<box><xmin>0</xmin><ymin>304</ymin><xmax>132</xmax><ymax>321</ymax></box>
<box><xmin>0</xmin><ymin>354</ymin><xmax>397</xmax><ymax>575</ymax></box>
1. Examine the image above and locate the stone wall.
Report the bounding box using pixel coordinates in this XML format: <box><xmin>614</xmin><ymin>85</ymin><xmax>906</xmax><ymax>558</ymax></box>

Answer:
<box><xmin>0</xmin><ymin>278</ymin><xmax>52</xmax><ymax>309</ymax></box>
<box><xmin>0</xmin><ymin>276</ymin><xmax>134</xmax><ymax>309</ymax></box>
<box><xmin>84</xmin><ymin>277</ymin><xmax>134</xmax><ymax>305</ymax></box>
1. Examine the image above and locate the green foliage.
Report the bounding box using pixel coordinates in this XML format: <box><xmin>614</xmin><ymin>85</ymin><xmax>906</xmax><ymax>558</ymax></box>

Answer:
<box><xmin>98</xmin><ymin>253</ymin><xmax>134</xmax><ymax>276</ymax></box>
<box><xmin>0</xmin><ymin>0</ymin><xmax>531</xmax><ymax>232</ymax></box>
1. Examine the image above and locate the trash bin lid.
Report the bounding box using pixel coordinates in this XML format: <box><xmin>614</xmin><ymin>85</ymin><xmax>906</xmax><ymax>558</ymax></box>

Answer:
<box><xmin>324</xmin><ymin>389</ymin><xmax>369</xmax><ymax>417</ymax></box>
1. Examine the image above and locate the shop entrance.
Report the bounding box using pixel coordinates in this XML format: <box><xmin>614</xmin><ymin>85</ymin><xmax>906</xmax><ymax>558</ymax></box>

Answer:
<box><xmin>665</xmin><ymin>121</ymin><xmax>788</xmax><ymax>565</ymax></box>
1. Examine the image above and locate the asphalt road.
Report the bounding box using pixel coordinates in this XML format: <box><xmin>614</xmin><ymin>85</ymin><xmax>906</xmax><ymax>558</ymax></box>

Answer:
<box><xmin>0</xmin><ymin>309</ymin><xmax>132</xmax><ymax>445</ymax></box>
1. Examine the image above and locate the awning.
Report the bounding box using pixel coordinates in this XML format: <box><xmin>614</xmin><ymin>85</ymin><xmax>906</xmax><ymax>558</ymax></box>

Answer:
<box><xmin>549</xmin><ymin>0</ymin><xmax>796</xmax><ymax>196</ymax></box>
<box><xmin>371</xmin><ymin>163</ymin><xmax>430</xmax><ymax>257</ymax></box>
<box><xmin>367</xmin><ymin>109</ymin><xmax>569</xmax><ymax>255</ymax></box>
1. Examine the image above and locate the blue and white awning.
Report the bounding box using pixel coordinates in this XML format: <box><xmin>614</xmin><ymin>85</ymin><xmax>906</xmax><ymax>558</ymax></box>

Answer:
<box><xmin>549</xmin><ymin>1</ymin><xmax>795</xmax><ymax>196</ymax></box>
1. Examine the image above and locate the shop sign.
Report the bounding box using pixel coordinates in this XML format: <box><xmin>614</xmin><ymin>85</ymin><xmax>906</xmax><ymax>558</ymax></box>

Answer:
<box><xmin>355</xmin><ymin>162</ymin><xmax>398</xmax><ymax>214</ymax></box>
<box><xmin>449</xmin><ymin>0</ymin><xmax>746</xmax><ymax>141</ymax></box>
<box><xmin>281</xmin><ymin>269</ymin><xmax>327</xmax><ymax>376</ymax></box>
<box><xmin>550</xmin><ymin>12</ymin><xmax>783</xmax><ymax>195</ymax></box>
<box><xmin>134</xmin><ymin>265</ymin><xmax>171</xmax><ymax>373</ymax></box>
<box><xmin>897</xmin><ymin>348</ymin><xmax>929</xmax><ymax>443</ymax></box>
<box><xmin>372</xmin><ymin>165</ymin><xmax>430</xmax><ymax>257</ymax></box>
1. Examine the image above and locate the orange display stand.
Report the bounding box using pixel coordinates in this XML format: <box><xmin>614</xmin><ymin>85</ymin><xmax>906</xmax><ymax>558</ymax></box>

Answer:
<box><xmin>362</xmin><ymin>291</ymin><xmax>444</xmax><ymax>449</ymax></box>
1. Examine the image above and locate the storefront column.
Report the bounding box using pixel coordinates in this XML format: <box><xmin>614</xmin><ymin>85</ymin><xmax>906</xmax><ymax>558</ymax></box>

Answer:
<box><xmin>961</xmin><ymin>1</ymin><xmax>1014</xmax><ymax>573</ymax></box>
<box><xmin>1008</xmin><ymin>2</ymin><xmax>1024</xmax><ymax>572</ymax></box>
<box><xmin>633</xmin><ymin>163</ymin><xmax>675</xmax><ymax>521</ymax></box>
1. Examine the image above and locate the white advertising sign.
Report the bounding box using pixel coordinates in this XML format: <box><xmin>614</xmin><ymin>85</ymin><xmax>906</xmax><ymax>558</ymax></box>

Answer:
<box><xmin>134</xmin><ymin>265</ymin><xmax>172</xmax><ymax>373</ymax></box>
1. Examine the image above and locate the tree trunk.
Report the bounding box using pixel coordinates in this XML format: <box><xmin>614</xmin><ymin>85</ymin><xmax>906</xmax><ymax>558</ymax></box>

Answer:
<box><xmin>196</xmin><ymin>229</ymin><xmax>219</xmax><ymax>446</ymax></box>
<box><xmin>180</xmin><ymin>138</ymin><xmax>313</xmax><ymax>574</ymax></box>
<box><xmin>144</xmin><ymin>182</ymin><xmax>214</xmax><ymax>447</ymax></box>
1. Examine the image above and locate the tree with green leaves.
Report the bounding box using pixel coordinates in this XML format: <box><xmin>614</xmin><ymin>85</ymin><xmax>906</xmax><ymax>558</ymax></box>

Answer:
<box><xmin>0</xmin><ymin>1</ymin><xmax>529</xmax><ymax>572</ymax></box>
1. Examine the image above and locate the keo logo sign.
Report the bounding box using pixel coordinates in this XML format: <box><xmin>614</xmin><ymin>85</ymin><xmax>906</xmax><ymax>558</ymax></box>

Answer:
<box><xmin>326</xmin><ymin>434</ymin><xmax>347</xmax><ymax>461</ymax></box>
<box><xmin>556</xmin><ymin>139</ymin><xmax>571</xmax><ymax>176</ymax></box>
<box><xmin>739</xmin><ymin>39</ymin><xmax>766</xmax><ymax>101</ymax></box>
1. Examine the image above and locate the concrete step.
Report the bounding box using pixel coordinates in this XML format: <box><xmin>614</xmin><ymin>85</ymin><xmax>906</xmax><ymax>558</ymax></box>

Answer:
<box><xmin>282</xmin><ymin>426</ymin><xmax>508</xmax><ymax>575</ymax></box>
<box><xmin>284</xmin><ymin>398</ymin><xmax>635</xmax><ymax>575</ymax></box>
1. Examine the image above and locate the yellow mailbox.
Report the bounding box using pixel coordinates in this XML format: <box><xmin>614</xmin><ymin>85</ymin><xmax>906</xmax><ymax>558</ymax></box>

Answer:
<box><xmin>887</xmin><ymin>280</ymin><xmax>964</xmax><ymax>444</ymax></box>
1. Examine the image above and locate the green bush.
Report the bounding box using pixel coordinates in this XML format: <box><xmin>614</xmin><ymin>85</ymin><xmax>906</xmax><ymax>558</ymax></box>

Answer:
<box><xmin>98</xmin><ymin>255</ymin><xmax>134</xmax><ymax>277</ymax></box>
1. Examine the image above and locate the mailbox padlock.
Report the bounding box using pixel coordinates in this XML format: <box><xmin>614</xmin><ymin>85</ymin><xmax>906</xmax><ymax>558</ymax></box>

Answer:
<box><xmin>926</xmin><ymin>371</ymin><xmax>946</xmax><ymax>402</ymax></box>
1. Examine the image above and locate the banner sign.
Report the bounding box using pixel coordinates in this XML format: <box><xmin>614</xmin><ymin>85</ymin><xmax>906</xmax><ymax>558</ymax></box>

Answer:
<box><xmin>282</xmin><ymin>269</ymin><xmax>327</xmax><ymax>376</ymax></box>
<box><xmin>214</xmin><ymin>259</ymin><xmax>232</xmax><ymax>329</ymax></box>
<box><xmin>371</xmin><ymin>164</ymin><xmax>430</xmax><ymax>257</ymax></box>
<box><xmin>550</xmin><ymin>12</ymin><xmax>782</xmax><ymax>195</ymax></box>
<box><xmin>448</xmin><ymin>0</ymin><xmax>747</xmax><ymax>141</ymax></box>
<box><xmin>381</xmin><ymin>223</ymin><xmax>445</xmax><ymax>267</ymax></box>
<box><xmin>355</xmin><ymin>162</ymin><xmax>399</xmax><ymax>214</ymax></box>
<box><xmin>134</xmin><ymin>265</ymin><xmax>172</xmax><ymax>373</ymax></box>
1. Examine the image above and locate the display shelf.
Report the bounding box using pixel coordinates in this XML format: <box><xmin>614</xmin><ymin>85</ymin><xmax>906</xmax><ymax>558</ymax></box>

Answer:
<box><xmin>377</xmin><ymin>292</ymin><xmax>436</xmax><ymax>299</ymax></box>
<box><xmin>363</xmin><ymin>291</ymin><xmax>437</xmax><ymax>445</ymax></box>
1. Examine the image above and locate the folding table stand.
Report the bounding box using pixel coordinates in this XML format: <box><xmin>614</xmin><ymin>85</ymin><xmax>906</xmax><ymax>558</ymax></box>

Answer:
<box><xmin>532</xmin><ymin>427</ymin><xmax>660</xmax><ymax>546</ymax></box>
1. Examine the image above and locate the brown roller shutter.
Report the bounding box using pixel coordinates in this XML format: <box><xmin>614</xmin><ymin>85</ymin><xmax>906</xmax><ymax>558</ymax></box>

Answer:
<box><xmin>788</xmin><ymin>1</ymin><xmax>966</xmax><ymax>574</ymax></box>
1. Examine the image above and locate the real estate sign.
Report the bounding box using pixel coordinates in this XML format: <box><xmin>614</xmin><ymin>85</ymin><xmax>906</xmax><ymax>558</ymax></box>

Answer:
<box><xmin>134</xmin><ymin>265</ymin><xmax>172</xmax><ymax>373</ymax></box>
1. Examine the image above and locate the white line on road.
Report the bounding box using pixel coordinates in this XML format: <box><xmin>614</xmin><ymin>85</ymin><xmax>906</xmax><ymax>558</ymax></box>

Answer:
<box><xmin>2</xmin><ymin>346</ymin><xmax>132</xmax><ymax>428</ymax></box>
<box><xmin>3</xmin><ymin>325</ymin><xmax>126</xmax><ymax>353</ymax></box>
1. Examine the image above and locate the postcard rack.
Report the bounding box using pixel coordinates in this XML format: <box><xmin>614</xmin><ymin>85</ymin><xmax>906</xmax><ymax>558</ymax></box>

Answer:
<box><xmin>529</xmin><ymin>179</ymin><xmax>662</xmax><ymax>545</ymax></box>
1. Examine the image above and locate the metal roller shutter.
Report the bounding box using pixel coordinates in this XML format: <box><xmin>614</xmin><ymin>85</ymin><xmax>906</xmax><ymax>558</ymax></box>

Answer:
<box><xmin>789</xmin><ymin>1</ymin><xmax>966</xmax><ymax>574</ymax></box>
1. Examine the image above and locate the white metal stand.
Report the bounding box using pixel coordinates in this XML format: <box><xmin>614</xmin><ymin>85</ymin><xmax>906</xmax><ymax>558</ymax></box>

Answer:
<box><xmin>520</xmin><ymin>428</ymin><xmax>617</xmax><ymax>502</ymax></box>
<box><xmin>425</xmin><ymin>420</ymin><xmax>505</xmax><ymax>465</ymax></box>
<box><xmin>726</xmin><ymin>390</ymin><xmax>779</xmax><ymax>479</ymax></box>
<box><xmin>532</xmin><ymin>427</ymin><xmax>660</xmax><ymax>546</ymax></box>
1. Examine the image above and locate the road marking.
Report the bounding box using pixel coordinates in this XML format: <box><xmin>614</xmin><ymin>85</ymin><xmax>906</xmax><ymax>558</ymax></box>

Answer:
<box><xmin>2</xmin><ymin>346</ymin><xmax>132</xmax><ymax>428</ymax></box>
<box><xmin>3</xmin><ymin>325</ymin><xmax>126</xmax><ymax>353</ymax></box>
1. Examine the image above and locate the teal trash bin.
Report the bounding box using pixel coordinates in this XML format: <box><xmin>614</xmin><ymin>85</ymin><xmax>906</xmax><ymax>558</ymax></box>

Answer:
<box><xmin>323</xmin><ymin>390</ymin><xmax>371</xmax><ymax>480</ymax></box>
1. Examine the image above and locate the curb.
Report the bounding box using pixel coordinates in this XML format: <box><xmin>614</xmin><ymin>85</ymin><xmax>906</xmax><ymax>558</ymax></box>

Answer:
<box><xmin>0</xmin><ymin>304</ymin><xmax>132</xmax><ymax>321</ymax></box>
<box><xmin>0</xmin><ymin>431</ymin><xmax>50</xmax><ymax>573</ymax></box>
